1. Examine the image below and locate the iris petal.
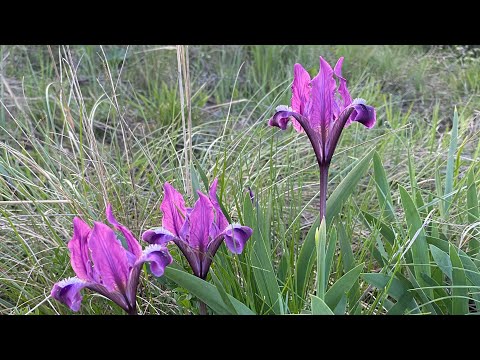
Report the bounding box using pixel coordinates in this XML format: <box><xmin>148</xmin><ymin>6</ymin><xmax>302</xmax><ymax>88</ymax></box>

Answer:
<box><xmin>333</xmin><ymin>57</ymin><xmax>352</xmax><ymax>110</ymax></box>
<box><xmin>135</xmin><ymin>244</ymin><xmax>173</xmax><ymax>277</ymax></box>
<box><xmin>188</xmin><ymin>191</ymin><xmax>214</xmax><ymax>251</ymax></box>
<box><xmin>89</xmin><ymin>222</ymin><xmax>130</xmax><ymax>292</ymax></box>
<box><xmin>310</xmin><ymin>57</ymin><xmax>335</xmax><ymax>129</ymax></box>
<box><xmin>142</xmin><ymin>227</ymin><xmax>176</xmax><ymax>245</ymax></box>
<box><xmin>223</xmin><ymin>224</ymin><xmax>253</xmax><ymax>254</ymax></box>
<box><xmin>160</xmin><ymin>182</ymin><xmax>187</xmax><ymax>237</ymax></box>
<box><xmin>291</xmin><ymin>63</ymin><xmax>311</xmax><ymax>132</ymax></box>
<box><xmin>68</xmin><ymin>217</ymin><xmax>94</xmax><ymax>281</ymax></box>
<box><xmin>208</xmin><ymin>178</ymin><xmax>229</xmax><ymax>238</ymax></box>
<box><xmin>348</xmin><ymin>103</ymin><xmax>376</xmax><ymax>128</ymax></box>
<box><xmin>51</xmin><ymin>277</ymin><xmax>88</xmax><ymax>312</ymax></box>
<box><xmin>106</xmin><ymin>204</ymin><xmax>143</xmax><ymax>259</ymax></box>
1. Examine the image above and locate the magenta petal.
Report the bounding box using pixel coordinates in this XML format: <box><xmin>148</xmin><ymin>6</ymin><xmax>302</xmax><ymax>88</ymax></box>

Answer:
<box><xmin>135</xmin><ymin>244</ymin><xmax>173</xmax><ymax>277</ymax></box>
<box><xmin>208</xmin><ymin>178</ymin><xmax>229</xmax><ymax>237</ymax></box>
<box><xmin>51</xmin><ymin>277</ymin><xmax>88</xmax><ymax>312</ymax></box>
<box><xmin>142</xmin><ymin>227</ymin><xmax>175</xmax><ymax>245</ymax></box>
<box><xmin>333</xmin><ymin>57</ymin><xmax>352</xmax><ymax>110</ymax></box>
<box><xmin>188</xmin><ymin>191</ymin><xmax>214</xmax><ymax>251</ymax></box>
<box><xmin>160</xmin><ymin>182</ymin><xmax>187</xmax><ymax>237</ymax></box>
<box><xmin>224</xmin><ymin>224</ymin><xmax>253</xmax><ymax>254</ymax></box>
<box><xmin>310</xmin><ymin>57</ymin><xmax>336</xmax><ymax>128</ymax></box>
<box><xmin>348</xmin><ymin>103</ymin><xmax>376</xmax><ymax>128</ymax></box>
<box><xmin>106</xmin><ymin>204</ymin><xmax>143</xmax><ymax>259</ymax></box>
<box><xmin>291</xmin><ymin>63</ymin><xmax>311</xmax><ymax>132</ymax></box>
<box><xmin>68</xmin><ymin>217</ymin><xmax>93</xmax><ymax>281</ymax></box>
<box><xmin>89</xmin><ymin>221</ymin><xmax>130</xmax><ymax>292</ymax></box>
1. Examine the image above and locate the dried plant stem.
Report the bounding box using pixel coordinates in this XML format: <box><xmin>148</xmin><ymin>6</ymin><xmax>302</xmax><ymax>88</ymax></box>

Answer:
<box><xmin>176</xmin><ymin>45</ymin><xmax>192</xmax><ymax>197</ymax></box>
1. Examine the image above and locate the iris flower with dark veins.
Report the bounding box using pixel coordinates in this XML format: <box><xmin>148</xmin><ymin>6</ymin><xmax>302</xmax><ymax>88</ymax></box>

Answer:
<box><xmin>142</xmin><ymin>178</ymin><xmax>253</xmax><ymax>314</ymax></box>
<box><xmin>51</xmin><ymin>204</ymin><xmax>172</xmax><ymax>315</ymax></box>
<box><xmin>268</xmin><ymin>57</ymin><xmax>376</xmax><ymax>220</ymax></box>
<box><xmin>142</xmin><ymin>178</ymin><xmax>252</xmax><ymax>279</ymax></box>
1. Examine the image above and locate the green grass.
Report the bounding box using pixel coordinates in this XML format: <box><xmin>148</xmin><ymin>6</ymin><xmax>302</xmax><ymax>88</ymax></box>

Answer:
<box><xmin>1</xmin><ymin>45</ymin><xmax>480</xmax><ymax>315</ymax></box>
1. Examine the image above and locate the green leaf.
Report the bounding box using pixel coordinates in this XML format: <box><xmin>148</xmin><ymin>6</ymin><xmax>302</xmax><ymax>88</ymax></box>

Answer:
<box><xmin>373</xmin><ymin>151</ymin><xmax>395</xmax><ymax>221</ymax></box>
<box><xmin>444</xmin><ymin>108</ymin><xmax>459</xmax><ymax>216</ymax></box>
<box><xmin>401</xmin><ymin>268</ymin><xmax>438</xmax><ymax>315</ymax></box>
<box><xmin>192</xmin><ymin>155</ymin><xmax>210</xmax><ymax>190</ymax></box>
<box><xmin>362</xmin><ymin>272</ymin><xmax>422</xmax><ymax>314</ymax></box>
<box><xmin>311</xmin><ymin>295</ymin><xmax>334</xmax><ymax>315</ymax></box>
<box><xmin>164</xmin><ymin>267</ymin><xmax>255</xmax><ymax>315</ymax></box>
<box><xmin>295</xmin><ymin>150</ymin><xmax>373</xmax><ymax>302</ymax></box>
<box><xmin>324</xmin><ymin>263</ymin><xmax>364</xmax><ymax>310</ymax></box>
<box><xmin>338</xmin><ymin>223</ymin><xmax>355</xmax><ymax>273</ymax></box>
<box><xmin>210</xmin><ymin>269</ymin><xmax>238</xmax><ymax>315</ymax></box>
<box><xmin>362</xmin><ymin>272</ymin><xmax>410</xmax><ymax>301</ymax></box>
<box><xmin>449</xmin><ymin>243</ymin><xmax>469</xmax><ymax>315</ymax></box>
<box><xmin>295</xmin><ymin>216</ymin><xmax>320</xmax><ymax>301</ymax></box>
<box><xmin>458</xmin><ymin>251</ymin><xmax>480</xmax><ymax>306</ymax></box>
<box><xmin>326</xmin><ymin>149</ymin><xmax>374</xmax><ymax>227</ymax></box>
<box><xmin>316</xmin><ymin>220</ymin><xmax>327</xmax><ymax>299</ymax></box>
<box><xmin>362</xmin><ymin>211</ymin><xmax>395</xmax><ymax>245</ymax></box>
<box><xmin>430</xmin><ymin>244</ymin><xmax>453</xmax><ymax>280</ymax></box>
<box><xmin>333</xmin><ymin>294</ymin><xmax>347</xmax><ymax>315</ymax></box>
<box><xmin>467</xmin><ymin>169</ymin><xmax>480</xmax><ymax>255</ymax></box>
<box><xmin>399</xmin><ymin>185</ymin><xmax>431</xmax><ymax>294</ymax></box>
<box><xmin>337</xmin><ymin>222</ymin><xmax>362</xmax><ymax>310</ymax></box>
<box><xmin>467</xmin><ymin>168</ymin><xmax>479</xmax><ymax>222</ymax></box>
<box><xmin>325</xmin><ymin>226</ymin><xmax>337</xmax><ymax>289</ymax></box>
<box><xmin>243</xmin><ymin>192</ymin><xmax>281</xmax><ymax>314</ymax></box>
<box><xmin>420</xmin><ymin>273</ymin><xmax>450</xmax><ymax>314</ymax></box>
<box><xmin>190</xmin><ymin>163</ymin><xmax>201</xmax><ymax>201</ymax></box>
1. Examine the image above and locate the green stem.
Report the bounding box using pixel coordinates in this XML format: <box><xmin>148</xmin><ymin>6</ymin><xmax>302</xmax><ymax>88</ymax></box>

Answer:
<box><xmin>199</xmin><ymin>300</ymin><xmax>208</xmax><ymax>315</ymax></box>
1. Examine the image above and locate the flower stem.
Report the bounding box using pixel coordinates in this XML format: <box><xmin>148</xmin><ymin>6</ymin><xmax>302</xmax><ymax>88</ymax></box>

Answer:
<box><xmin>199</xmin><ymin>300</ymin><xmax>208</xmax><ymax>315</ymax></box>
<box><xmin>319</xmin><ymin>164</ymin><xmax>329</xmax><ymax>221</ymax></box>
<box><xmin>127</xmin><ymin>307</ymin><xmax>138</xmax><ymax>315</ymax></box>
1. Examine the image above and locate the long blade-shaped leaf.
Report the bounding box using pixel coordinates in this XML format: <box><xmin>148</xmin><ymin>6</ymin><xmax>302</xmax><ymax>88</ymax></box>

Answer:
<box><xmin>444</xmin><ymin>108</ymin><xmax>459</xmax><ymax>215</ymax></box>
<box><xmin>449</xmin><ymin>243</ymin><xmax>469</xmax><ymax>315</ymax></box>
<box><xmin>315</xmin><ymin>220</ymin><xmax>327</xmax><ymax>299</ymax></box>
<box><xmin>373</xmin><ymin>151</ymin><xmax>395</xmax><ymax>221</ymax></box>
<box><xmin>324</xmin><ymin>263</ymin><xmax>364</xmax><ymax>311</ymax></box>
<box><xmin>295</xmin><ymin>150</ymin><xmax>373</xmax><ymax>303</ymax></box>
<box><xmin>399</xmin><ymin>185</ymin><xmax>431</xmax><ymax>295</ymax></box>
<box><xmin>164</xmin><ymin>267</ymin><xmax>254</xmax><ymax>315</ymax></box>
<box><xmin>244</xmin><ymin>193</ymin><xmax>281</xmax><ymax>314</ymax></box>
<box><xmin>311</xmin><ymin>295</ymin><xmax>334</xmax><ymax>315</ymax></box>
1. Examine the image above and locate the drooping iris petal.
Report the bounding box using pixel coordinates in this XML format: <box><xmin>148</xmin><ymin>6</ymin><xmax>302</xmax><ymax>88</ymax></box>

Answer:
<box><xmin>160</xmin><ymin>182</ymin><xmax>187</xmax><ymax>237</ymax></box>
<box><xmin>89</xmin><ymin>221</ymin><xmax>130</xmax><ymax>292</ymax></box>
<box><xmin>310</xmin><ymin>57</ymin><xmax>336</xmax><ymax>129</ymax></box>
<box><xmin>333</xmin><ymin>57</ymin><xmax>352</xmax><ymax>110</ymax></box>
<box><xmin>106</xmin><ymin>204</ymin><xmax>143</xmax><ymax>260</ymax></box>
<box><xmin>188</xmin><ymin>191</ymin><xmax>214</xmax><ymax>251</ymax></box>
<box><xmin>268</xmin><ymin>110</ymin><xmax>291</xmax><ymax>130</ymax></box>
<box><xmin>208</xmin><ymin>178</ymin><xmax>229</xmax><ymax>237</ymax></box>
<box><xmin>68</xmin><ymin>217</ymin><xmax>93</xmax><ymax>281</ymax></box>
<box><xmin>135</xmin><ymin>244</ymin><xmax>173</xmax><ymax>277</ymax></box>
<box><xmin>142</xmin><ymin>227</ymin><xmax>176</xmax><ymax>245</ymax></box>
<box><xmin>223</xmin><ymin>224</ymin><xmax>253</xmax><ymax>254</ymax></box>
<box><xmin>51</xmin><ymin>277</ymin><xmax>88</xmax><ymax>312</ymax></box>
<box><xmin>291</xmin><ymin>63</ymin><xmax>311</xmax><ymax>133</ymax></box>
<box><xmin>347</xmin><ymin>102</ymin><xmax>376</xmax><ymax>128</ymax></box>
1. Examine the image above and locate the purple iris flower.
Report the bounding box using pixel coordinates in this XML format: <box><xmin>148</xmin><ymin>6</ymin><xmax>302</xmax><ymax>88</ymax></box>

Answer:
<box><xmin>268</xmin><ymin>57</ymin><xmax>376</xmax><ymax>220</ymax></box>
<box><xmin>51</xmin><ymin>204</ymin><xmax>173</xmax><ymax>315</ymax></box>
<box><xmin>142</xmin><ymin>178</ymin><xmax>253</xmax><ymax>280</ymax></box>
